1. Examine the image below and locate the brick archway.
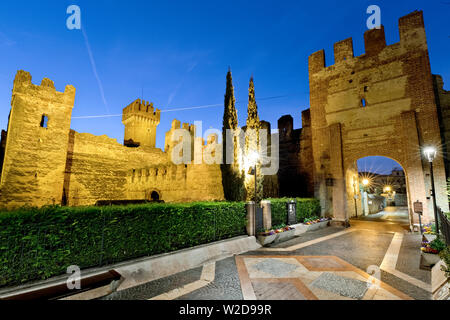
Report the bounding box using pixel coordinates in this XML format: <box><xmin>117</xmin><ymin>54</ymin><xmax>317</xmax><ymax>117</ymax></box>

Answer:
<box><xmin>344</xmin><ymin>155</ymin><xmax>412</xmax><ymax>228</ymax></box>
<box><xmin>307</xmin><ymin>11</ymin><xmax>449</xmax><ymax>226</ymax></box>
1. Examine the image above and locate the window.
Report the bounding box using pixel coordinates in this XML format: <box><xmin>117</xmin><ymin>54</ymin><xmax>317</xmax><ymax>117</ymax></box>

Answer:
<box><xmin>40</xmin><ymin>115</ymin><xmax>48</xmax><ymax>128</ymax></box>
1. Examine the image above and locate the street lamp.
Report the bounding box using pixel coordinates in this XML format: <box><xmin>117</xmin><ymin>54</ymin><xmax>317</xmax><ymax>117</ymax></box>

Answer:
<box><xmin>362</xmin><ymin>178</ymin><xmax>370</xmax><ymax>187</ymax></box>
<box><xmin>423</xmin><ymin>146</ymin><xmax>440</xmax><ymax>235</ymax></box>
<box><xmin>353</xmin><ymin>179</ymin><xmax>358</xmax><ymax>218</ymax></box>
<box><xmin>361</xmin><ymin>178</ymin><xmax>371</xmax><ymax>216</ymax></box>
<box><xmin>248</xmin><ymin>151</ymin><xmax>260</xmax><ymax>204</ymax></box>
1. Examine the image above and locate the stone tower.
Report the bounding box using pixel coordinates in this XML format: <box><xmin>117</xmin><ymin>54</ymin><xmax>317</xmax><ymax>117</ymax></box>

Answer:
<box><xmin>308</xmin><ymin>11</ymin><xmax>448</xmax><ymax>225</ymax></box>
<box><xmin>0</xmin><ymin>70</ymin><xmax>75</xmax><ymax>208</ymax></box>
<box><xmin>122</xmin><ymin>99</ymin><xmax>160</xmax><ymax>148</ymax></box>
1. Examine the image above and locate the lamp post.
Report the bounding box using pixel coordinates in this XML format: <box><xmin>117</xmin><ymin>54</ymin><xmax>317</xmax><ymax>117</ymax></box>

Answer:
<box><xmin>361</xmin><ymin>178</ymin><xmax>370</xmax><ymax>216</ymax></box>
<box><xmin>353</xmin><ymin>180</ymin><xmax>358</xmax><ymax>218</ymax></box>
<box><xmin>248</xmin><ymin>151</ymin><xmax>260</xmax><ymax>204</ymax></box>
<box><xmin>423</xmin><ymin>146</ymin><xmax>440</xmax><ymax>235</ymax></box>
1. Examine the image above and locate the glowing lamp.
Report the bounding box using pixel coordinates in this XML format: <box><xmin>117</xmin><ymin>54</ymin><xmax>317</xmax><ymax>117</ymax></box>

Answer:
<box><xmin>247</xmin><ymin>151</ymin><xmax>260</xmax><ymax>165</ymax></box>
<box><xmin>423</xmin><ymin>146</ymin><xmax>437</xmax><ymax>163</ymax></box>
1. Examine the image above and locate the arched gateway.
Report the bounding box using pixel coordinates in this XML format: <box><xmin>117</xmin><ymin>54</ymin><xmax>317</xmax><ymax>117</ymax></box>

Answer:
<box><xmin>308</xmin><ymin>11</ymin><xmax>449</xmax><ymax>226</ymax></box>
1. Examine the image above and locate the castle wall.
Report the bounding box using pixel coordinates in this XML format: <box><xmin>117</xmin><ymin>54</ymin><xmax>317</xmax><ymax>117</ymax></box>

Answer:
<box><xmin>277</xmin><ymin>109</ymin><xmax>314</xmax><ymax>197</ymax></box>
<box><xmin>65</xmin><ymin>128</ymin><xmax>224</xmax><ymax>206</ymax></box>
<box><xmin>0</xmin><ymin>71</ymin><xmax>75</xmax><ymax>209</ymax></box>
<box><xmin>433</xmin><ymin>75</ymin><xmax>450</xmax><ymax>177</ymax></box>
<box><xmin>0</xmin><ymin>71</ymin><xmax>224</xmax><ymax>209</ymax></box>
<box><xmin>64</xmin><ymin>131</ymin><xmax>168</xmax><ymax>206</ymax></box>
<box><xmin>308</xmin><ymin>11</ymin><xmax>448</xmax><ymax>224</ymax></box>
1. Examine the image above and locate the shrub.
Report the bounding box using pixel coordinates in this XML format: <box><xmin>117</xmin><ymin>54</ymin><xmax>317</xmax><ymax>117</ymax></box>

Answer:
<box><xmin>0</xmin><ymin>201</ymin><xmax>246</xmax><ymax>288</ymax></box>
<box><xmin>267</xmin><ymin>198</ymin><xmax>321</xmax><ymax>226</ymax></box>
<box><xmin>430</xmin><ymin>237</ymin><xmax>447</xmax><ymax>253</ymax></box>
<box><xmin>439</xmin><ymin>246</ymin><xmax>450</xmax><ymax>281</ymax></box>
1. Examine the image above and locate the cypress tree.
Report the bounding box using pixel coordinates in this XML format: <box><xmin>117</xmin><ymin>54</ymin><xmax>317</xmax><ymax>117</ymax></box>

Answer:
<box><xmin>246</xmin><ymin>76</ymin><xmax>260</xmax><ymax>131</ymax></box>
<box><xmin>221</xmin><ymin>68</ymin><xmax>245</xmax><ymax>201</ymax></box>
<box><xmin>245</xmin><ymin>76</ymin><xmax>263</xmax><ymax>202</ymax></box>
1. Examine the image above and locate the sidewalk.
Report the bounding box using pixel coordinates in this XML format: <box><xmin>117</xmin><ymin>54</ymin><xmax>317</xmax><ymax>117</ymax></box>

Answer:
<box><xmin>101</xmin><ymin>218</ymin><xmax>432</xmax><ymax>300</ymax></box>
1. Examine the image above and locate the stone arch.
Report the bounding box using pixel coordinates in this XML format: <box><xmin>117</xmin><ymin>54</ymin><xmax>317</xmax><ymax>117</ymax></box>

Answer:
<box><xmin>344</xmin><ymin>154</ymin><xmax>413</xmax><ymax>229</ymax></box>
<box><xmin>151</xmin><ymin>190</ymin><xmax>160</xmax><ymax>201</ymax></box>
<box><xmin>146</xmin><ymin>189</ymin><xmax>162</xmax><ymax>202</ymax></box>
<box><xmin>307</xmin><ymin>10</ymin><xmax>449</xmax><ymax>227</ymax></box>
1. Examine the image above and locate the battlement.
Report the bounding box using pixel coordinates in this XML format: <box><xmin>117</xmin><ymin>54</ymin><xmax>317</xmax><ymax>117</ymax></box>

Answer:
<box><xmin>12</xmin><ymin>70</ymin><xmax>76</xmax><ymax>104</ymax></box>
<box><xmin>308</xmin><ymin>10</ymin><xmax>427</xmax><ymax>75</ymax></box>
<box><xmin>122</xmin><ymin>99</ymin><xmax>161</xmax><ymax>124</ymax></box>
<box><xmin>169</xmin><ymin>118</ymin><xmax>196</xmax><ymax>133</ymax></box>
<box><xmin>129</xmin><ymin>164</ymin><xmax>187</xmax><ymax>183</ymax></box>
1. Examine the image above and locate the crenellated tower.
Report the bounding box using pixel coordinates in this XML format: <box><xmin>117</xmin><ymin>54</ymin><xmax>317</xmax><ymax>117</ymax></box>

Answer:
<box><xmin>122</xmin><ymin>99</ymin><xmax>160</xmax><ymax>148</ymax></box>
<box><xmin>308</xmin><ymin>10</ymin><xmax>449</xmax><ymax>225</ymax></box>
<box><xmin>0</xmin><ymin>70</ymin><xmax>75</xmax><ymax>208</ymax></box>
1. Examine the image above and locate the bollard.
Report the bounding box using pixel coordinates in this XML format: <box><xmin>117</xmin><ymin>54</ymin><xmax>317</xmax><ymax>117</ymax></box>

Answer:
<box><xmin>260</xmin><ymin>200</ymin><xmax>272</xmax><ymax>231</ymax></box>
<box><xmin>245</xmin><ymin>201</ymin><xmax>256</xmax><ymax>236</ymax></box>
<box><xmin>286</xmin><ymin>199</ymin><xmax>297</xmax><ymax>225</ymax></box>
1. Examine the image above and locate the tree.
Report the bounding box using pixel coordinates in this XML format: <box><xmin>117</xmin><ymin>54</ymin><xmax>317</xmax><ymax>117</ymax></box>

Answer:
<box><xmin>244</xmin><ymin>76</ymin><xmax>264</xmax><ymax>202</ymax></box>
<box><xmin>221</xmin><ymin>68</ymin><xmax>245</xmax><ymax>201</ymax></box>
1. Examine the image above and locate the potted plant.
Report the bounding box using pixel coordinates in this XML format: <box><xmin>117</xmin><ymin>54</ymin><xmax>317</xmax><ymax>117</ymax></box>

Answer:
<box><xmin>257</xmin><ymin>229</ymin><xmax>277</xmax><ymax>246</ymax></box>
<box><xmin>257</xmin><ymin>224</ymin><xmax>296</xmax><ymax>246</ymax></box>
<box><xmin>421</xmin><ymin>237</ymin><xmax>446</xmax><ymax>267</ymax></box>
<box><xmin>273</xmin><ymin>225</ymin><xmax>296</xmax><ymax>244</ymax></box>
<box><xmin>422</xmin><ymin>223</ymin><xmax>436</xmax><ymax>235</ymax></box>
<box><xmin>303</xmin><ymin>216</ymin><xmax>330</xmax><ymax>231</ymax></box>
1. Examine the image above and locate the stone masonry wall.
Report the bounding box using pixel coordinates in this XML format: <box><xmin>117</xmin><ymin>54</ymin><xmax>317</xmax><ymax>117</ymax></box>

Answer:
<box><xmin>65</xmin><ymin>128</ymin><xmax>224</xmax><ymax>206</ymax></box>
<box><xmin>0</xmin><ymin>71</ymin><xmax>224</xmax><ymax>209</ymax></box>
<box><xmin>433</xmin><ymin>75</ymin><xmax>450</xmax><ymax>177</ymax></box>
<box><xmin>308</xmin><ymin>11</ymin><xmax>448</xmax><ymax>224</ymax></box>
<box><xmin>0</xmin><ymin>71</ymin><xmax>75</xmax><ymax>209</ymax></box>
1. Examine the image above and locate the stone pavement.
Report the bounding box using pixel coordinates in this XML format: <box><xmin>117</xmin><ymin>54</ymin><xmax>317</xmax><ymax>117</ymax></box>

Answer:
<box><xmin>101</xmin><ymin>207</ymin><xmax>431</xmax><ymax>300</ymax></box>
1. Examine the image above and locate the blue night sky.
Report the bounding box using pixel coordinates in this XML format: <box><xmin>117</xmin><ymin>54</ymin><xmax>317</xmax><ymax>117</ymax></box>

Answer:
<box><xmin>0</xmin><ymin>1</ymin><xmax>448</xmax><ymax>173</ymax></box>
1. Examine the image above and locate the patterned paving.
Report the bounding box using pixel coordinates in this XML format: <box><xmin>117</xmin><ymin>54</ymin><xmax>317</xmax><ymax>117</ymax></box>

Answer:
<box><xmin>311</xmin><ymin>272</ymin><xmax>368</xmax><ymax>299</ymax></box>
<box><xmin>236</xmin><ymin>255</ymin><xmax>412</xmax><ymax>300</ymax></box>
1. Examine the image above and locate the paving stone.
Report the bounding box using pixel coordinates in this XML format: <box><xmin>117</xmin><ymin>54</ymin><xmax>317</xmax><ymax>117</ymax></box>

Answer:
<box><xmin>290</xmin><ymin>230</ymin><xmax>394</xmax><ymax>272</ymax></box>
<box><xmin>177</xmin><ymin>256</ymin><xmax>243</xmax><ymax>300</ymax></box>
<box><xmin>99</xmin><ymin>266</ymin><xmax>202</xmax><ymax>300</ymax></box>
<box><xmin>267</xmin><ymin>226</ymin><xmax>344</xmax><ymax>248</ymax></box>
<box><xmin>380</xmin><ymin>270</ymin><xmax>431</xmax><ymax>300</ymax></box>
<box><xmin>311</xmin><ymin>272</ymin><xmax>368</xmax><ymax>299</ymax></box>
<box><xmin>396</xmin><ymin>234</ymin><xmax>431</xmax><ymax>284</ymax></box>
<box><xmin>252</xmin><ymin>281</ymin><xmax>307</xmax><ymax>300</ymax></box>
<box><xmin>253</xmin><ymin>259</ymin><xmax>298</xmax><ymax>277</ymax></box>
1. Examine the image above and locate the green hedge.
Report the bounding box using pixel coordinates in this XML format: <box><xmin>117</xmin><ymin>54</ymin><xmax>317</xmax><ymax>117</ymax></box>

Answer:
<box><xmin>267</xmin><ymin>198</ymin><xmax>321</xmax><ymax>226</ymax></box>
<box><xmin>0</xmin><ymin>202</ymin><xmax>246</xmax><ymax>288</ymax></box>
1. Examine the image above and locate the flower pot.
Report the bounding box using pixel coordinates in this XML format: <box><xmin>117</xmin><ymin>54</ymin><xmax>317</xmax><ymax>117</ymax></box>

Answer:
<box><xmin>257</xmin><ymin>233</ymin><xmax>277</xmax><ymax>246</ymax></box>
<box><xmin>291</xmin><ymin>223</ymin><xmax>307</xmax><ymax>236</ymax></box>
<box><xmin>421</xmin><ymin>252</ymin><xmax>441</xmax><ymax>267</ymax></box>
<box><xmin>273</xmin><ymin>229</ymin><xmax>295</xmax><ymax>244</ymax></box>
<box><xmin>304</xmin><ymin>220</ymin><xmax>329</xmax><ymax>231</ymax></box>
